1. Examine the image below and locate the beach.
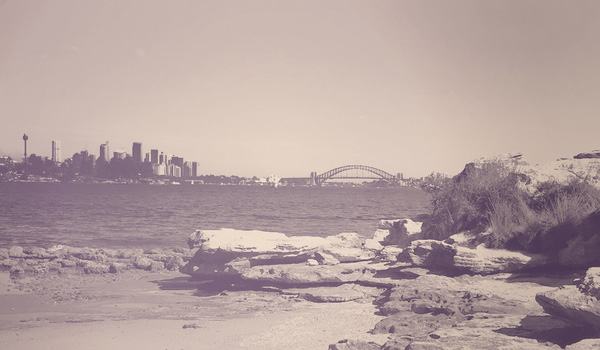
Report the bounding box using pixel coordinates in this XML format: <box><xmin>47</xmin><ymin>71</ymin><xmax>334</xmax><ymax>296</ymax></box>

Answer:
<box><xmin>0</xmin><ymin>270</ymin><xmax>388</xmax><ymax>350</ymax></box>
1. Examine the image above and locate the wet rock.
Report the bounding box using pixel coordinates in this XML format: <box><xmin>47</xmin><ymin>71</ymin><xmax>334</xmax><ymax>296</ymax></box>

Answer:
<box><xmin>328</xmin><ymin>339</ymin><xmax>381</xmax><ymax>350</ymax></box>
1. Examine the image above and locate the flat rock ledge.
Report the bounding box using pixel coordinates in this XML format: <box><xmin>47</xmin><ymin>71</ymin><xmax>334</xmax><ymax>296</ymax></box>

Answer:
<box><xmin>0</xmin><ymin>245</ymin><xmax>194</xmax><ymax>278</ymax></box>
<box><xmin>536</xmin><ymin>267</ymin><xmax>600</xmax><ymax>332</ymax></box>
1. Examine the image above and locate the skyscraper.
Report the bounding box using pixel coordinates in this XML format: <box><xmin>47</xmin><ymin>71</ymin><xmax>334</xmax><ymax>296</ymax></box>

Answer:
<box><xmin>150</xmin><ymin>149</ymin><xmax>159</xmax><ymax>164</ymax></box>
<box><xmin>51</xmin><ymin>140</ymin><xmax>61</xmax><ymax>163</ymax></box>
<box><xmin>132</xmin><ymin>142</ymin><xmax>142</xmax><ymax>163</ymax></box>
<box><xmin>22</xmin><ymin>133</ymin><xmax>28</xmax><ymax>164</ymax></box>
<box><xmin>99</xmin><ymin>142</ymin><xmax>110</xmax><ymax>162</ymax></box>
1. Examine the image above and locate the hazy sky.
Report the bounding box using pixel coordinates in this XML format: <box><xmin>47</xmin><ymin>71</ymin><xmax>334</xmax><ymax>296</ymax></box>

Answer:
<box><xmin>2</xmin><ymin>1</ymin><xmax>600</xmax><ymax>178</ymax></box>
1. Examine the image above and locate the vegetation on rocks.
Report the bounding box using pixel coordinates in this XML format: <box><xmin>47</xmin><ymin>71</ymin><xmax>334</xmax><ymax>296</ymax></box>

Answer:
<box><xmin>421</xmin><ymin>159</ymin><xmax>600</xmax><ymax>254</ymax></box>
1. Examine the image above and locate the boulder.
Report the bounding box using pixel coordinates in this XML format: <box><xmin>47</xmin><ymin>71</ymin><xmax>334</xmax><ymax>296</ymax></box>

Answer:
<box><xmin>536</xmin><ymin>268</ymin><xmax>600</xmax><ymax>332</ymax></box>
<box><xmin>398</xmin><ymin>240</ymin><xmax>456</xmax><ymax>269</ymax></box>
<box><xmin>400</xmin><ymin>240</ymin><xmax>546</xmax><ymax>275</ymax></box>
<box><xmin>565</xmin><ymin>339</ymin><xmax>600</xmax><ymax>350</ymax></box>
<box><xmin>181</xmin><ymin>229</ymin><xmax>373</xmax><ymax>278</ymax></box>
<box><xmin>578</xmin><ymin>267</ymin><xmax>600</xmax><ymax>298</ymax></box>
<box><xmin>373</xmin><ymin>219</ymin><xmax>423</xmax><ymax>248</ymax></box>
<box><xmin>8</xmin><ymin>246</ymin><xmax>26</xmax><ymax>258</ymax></box>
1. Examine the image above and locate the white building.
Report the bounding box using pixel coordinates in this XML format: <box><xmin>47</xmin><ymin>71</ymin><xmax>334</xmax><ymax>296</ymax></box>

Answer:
<box><xmin>51</xmin><ymin>140</ymin><xmax>61</xmax><ymax>163</ymax></box>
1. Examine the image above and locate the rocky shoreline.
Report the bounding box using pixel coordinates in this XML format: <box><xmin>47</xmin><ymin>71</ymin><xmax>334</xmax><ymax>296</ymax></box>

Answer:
<box><xmin>2</xmin><ymin>219</ymin><xmax>600</xmax><ymax>349</ymax></box>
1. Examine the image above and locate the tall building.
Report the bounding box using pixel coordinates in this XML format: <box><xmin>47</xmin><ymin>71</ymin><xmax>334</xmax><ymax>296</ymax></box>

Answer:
<box><xmin>132</xmin><ymin>142</ymin><xmax>142</xmax><ymax>163</ymax></box>
<box><xmin>171</xmin><ymin>156</ymin><xmax>184</xmax><ymax>169</ymax></box>
<box><xmin>22</xmin><ymin>133</ymin><xmax>28</xmax><ymax>164</ymax></box>
<box><xmin>183</xmin><ymin>161</ymin><xmax>192</xmax><ymax>178</ymax></box>
<box><xmin>99</xmin><ymin>142</ymin><xmax>110</xmax><ymax>162</ymax></box>
<box><xmin>150</xmin><ymin>149</ymin><xmax>159</xmax><ymax>164</ymax></box>
<box><xmin>192</xmin><ymin>162</ymin><xmax>198</xmax><ymax>177</ymax></box>
<box><xmin>51</xmin><ymin>140</ymin><xmax>61</xmax><ymax>163</ymax></box>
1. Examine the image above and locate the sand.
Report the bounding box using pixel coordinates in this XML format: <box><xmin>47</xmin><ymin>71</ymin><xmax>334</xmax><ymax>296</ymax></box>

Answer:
<box><xmin>0</xmin><ymin>271</ymin><xmax>388</xmax><ymax>350</ymax></box>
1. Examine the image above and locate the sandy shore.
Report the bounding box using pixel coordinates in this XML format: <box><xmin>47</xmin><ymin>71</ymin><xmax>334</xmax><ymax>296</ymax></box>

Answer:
<box><xmin>0</xmin><ymin>271</ymin><xmax>388</xmax><ymax>350</ymax></box>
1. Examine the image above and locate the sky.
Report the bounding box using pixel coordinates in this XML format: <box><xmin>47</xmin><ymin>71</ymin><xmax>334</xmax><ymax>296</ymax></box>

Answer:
<box><xmin>1</xmin><ymin>0</ymin><xmax>600</xmax><ymax>178</ymax></box>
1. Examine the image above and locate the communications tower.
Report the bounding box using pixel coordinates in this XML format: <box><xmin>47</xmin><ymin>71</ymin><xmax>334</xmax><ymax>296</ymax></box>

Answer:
<box><xmin>22</xmin><ymin>133</ymin><xmax>28</xmax><ymax>164</ymax></box>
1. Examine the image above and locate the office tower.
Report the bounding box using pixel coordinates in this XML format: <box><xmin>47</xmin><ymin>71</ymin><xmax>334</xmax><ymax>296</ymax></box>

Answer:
<box><xmin>183</xmin><ymin>161</ymin><xmax>192</xmax><ymax>178</ymax></box>
<box><xmin>22</xmin><ymin>133</ymin><xmax>28</xmax><ymax>164</ymax></box>
<box><xmin>150</xmin><ymin>149</ymin><xmax>159</xmax><ymax>164</ymax></box>
<box><xmin>159</xmin><ymin>152</ymin><xmax>165</xmax><ymax>164</ymax></box>
<box><xmin>144</xmin><ymin>152</ymin><xmax>150</xmax><ymax>163</ymax></box>
<box><xmin>132</xmin><ymin>142</ymin><xmax>142</xmax><ymax>163</ymax></box>
<box><xmin>99</xmin><ymin>142</ymin><xmax>110</xmax><ymax>162</ymax></box>
<box><xmin>192</xmin><ymin>162</ymin><xmax>198</xmax><ymax>177</ymax></box>
<box><xmin>51</xmin><ymin>140</ymin><xmax>61</xmax><ymax>163</ymax></box>
<box><xmin>171</xmin><ymin>156</ymin><xmax>184</xmax><ymax>169</ymax></box>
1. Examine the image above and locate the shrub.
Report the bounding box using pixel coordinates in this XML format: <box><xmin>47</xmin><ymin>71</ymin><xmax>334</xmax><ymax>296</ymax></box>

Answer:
<box><xmin>422</xmin><ymin>160</ymin><xmax>600</xmax><ymax>251</ymax></box>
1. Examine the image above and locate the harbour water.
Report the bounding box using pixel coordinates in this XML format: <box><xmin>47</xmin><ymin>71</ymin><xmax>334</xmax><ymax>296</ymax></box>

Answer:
<box><xmin>0</xmin><ymin>183</ymin><xmax>431</xmax><ymax>249</ymax></box>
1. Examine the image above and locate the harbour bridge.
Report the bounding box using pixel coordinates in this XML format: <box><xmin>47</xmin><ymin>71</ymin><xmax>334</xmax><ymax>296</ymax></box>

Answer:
<box><xmin>310</xmin><ymin>165</ymin><xmax>398</xmax><ymax>186</ymax></box>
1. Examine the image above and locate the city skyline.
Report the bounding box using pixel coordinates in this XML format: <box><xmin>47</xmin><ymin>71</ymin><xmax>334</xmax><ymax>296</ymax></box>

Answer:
<box><xmin>2</xmin><ymin>1</ymin><xmax>600</xmax><ymax>178</ymax></box>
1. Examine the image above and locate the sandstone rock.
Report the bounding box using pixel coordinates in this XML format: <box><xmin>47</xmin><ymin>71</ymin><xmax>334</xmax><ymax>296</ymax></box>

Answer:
<box><xmin>8</xmin><ymin>246</ymin><xmax>25</xmax><ymax>258</ymax></box>
<box><xmin>149</xmin><ymin>261</ymin><xmax>164</xmax><ymax>271</ymax></box>
<box><xmin>236</xmin><ymin>261</ymin><xmax>387</xmax><ymax>285</ymax></box>
<box><xmin>187</xmin><ymin>228</ymin><xmax>326</xmax><ymax>252</ymax></box>
<box><xmin>109</xmin><ymin>263</ymin><xmax>129</xmax><ymax>273</ymax></box>
<box><xmin>453</xmin><ymin>245</ymin><xmax>547</xmax><ymax>275</ymax></box>
<box><xmin>398</xmin><ymin>240</ymin><xmax>456</xmax><ymax>268</ymax></box>
<box><xmin>164</xmin><ymin>255</ymin><xmax>185</xmax><ymax>271</ymax></box>
<box><xmin>314</xmin><ymin>251</ymin><xmax>340</xmax><ymax>265</ymax></box>
<box><xmin>328</xmin><ymin>339</ymin><xmax>381</xmax><ymax>350</ymax></box>
<box><xmin>0</xmin><ymin>248</ymin><xmax>8</xmax><ymax>260</ymax></box>
<box><xmin>578</xmin><ymin>267</ymin><xmax>600</xmax><ymax>298</ymax></box>
<box><xmin>536</xmin><ymin>269</ymin><xmax>600</xmax><ymax>332</ymax></box>
<box><xmin>283</xmin><ymin>284</ymin><xmax>382</xmax><ymax>303</ymax></box>
<box><xmin>133</xmin><ymin>256</ymin><xmax>153</xmax><ymax>270</ymax></box>
<box><xmin>83</xmin><ymin>262</ymin><xmax>110</xmax><ymax>274</ymax></box>
<box><xmin>400</xmin><ymin>239</ymin><xmax>546</xmax><ymax>275</ymax></box>
<box><xmin>565</xmin><ymin>339</ymin><xmax>600</xmax><ymax>350</ymax></box>
<box><xmin>374</xmin><ymin>219</ymin><xmax>423</xmax><ymax>248</ymax></box>
<box><xmin>306</xmin><ymin>259</ymin><xmax>319</xmax><ymax>266</ymax></box>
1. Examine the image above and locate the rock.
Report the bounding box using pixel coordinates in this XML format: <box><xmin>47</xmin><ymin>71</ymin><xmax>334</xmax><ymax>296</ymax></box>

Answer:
<box><xmin>375</xmin><ymin>219</ymin><xmax>423</xmax><ymax>248</ymax></box>
<box><xmin>164</xmin><ymin>255</ymin><xmax>185</xmax><ymax>271</ymax></box>
<box><xmin>23</xmin><ymin>247</ymin><xmax>54</xmax><ymax>259</ymax></box>
<box><xmin>8</xmin><ymin>246</ymin><xmax>25</xmax><ymax>258</ymax></box>
<box><xmin>187</xmin><ymin>228</ymin><xmax>326</xmax><ymax>252</ymax></box>
<box><xmin>306</xmin><ymin>259</ymin><xmax>319</xmax><ymax>266</ymax></box>
<box><xmin>133</xmin><ymin>256</ymin><xmax>153</xmax><ymax>270</ymax></box>
<box><xmin>398</xmin><ymin>240</ymin><xmax>456</xmax><ymax>269</ymax></box>
<box><xmin>328</xmin><ymin>339</ymin><xmax>381</xmax><ymax>350</ymax></box>
<box><xmin>0</xmin><ymin>248</ymin><xmax>8</xmax><ymax>260</ymax></box>
<box><xmin>109</xmin><ymin>263</ymin><xmax>129</xmax><ymax>273</ymax></box>
<box><xmin>83</xmin><ymin>262</ymin><xmax>110</xmax><ymax>274</ymax></box>
<box><xmin>400</xmin><ymin>240</ymin><xmax>547</xmax><ymax>275</ymax></box>
<box><xmin>181</xmin><ymin>229</ymin><xmax>373</xmax><ymax>277</ymax></box>
<box><xmin>314</xmin><ymin>251</ymin><xmax>340</xmax><ymax>265</ymax></box>
<box><xmin>578</xmin><ymin>267</ymin><xmax>600</xmax><ymax>298</ymax></box>
<box><xmin>9</xmin><ymin>266</ymin><xmax>25</xmax><ymax>279</ymax></box>
<box><xmin>372</xmin><ymin>313</ymin><xmax>454</xmax><ymax>337</ymax></box>
<box><xmin>453</xmin><ymin>245</ymin><xmax>547</xmax><ymax>274</ymax></box>
<box><xmin>236</xmin><ymin>261</ymin><xmax>388</xmax><ymax>285</ymax></box>
<box><xmin>283</xmin><ymin>284</ymin><xmax>382</xmax><ymax>303</ymax></box>
<box><xmin>536</xmin><ymin>268</ymin><xmax>600</xmax><ymax>332</ymax></box>
<box><xmin>565</xmin><ymin>339</ymin><xmax>600</xmax><ymax>350</ymax></box>
<box><xmin>149</xmin><ymin>261</ymin><xmax>164</xmax><ymax>271</ymax></box>
<box><xmin>377</xmin><ymin>246</ymin><xmax>403</xmax><ymax>262</ymax></box>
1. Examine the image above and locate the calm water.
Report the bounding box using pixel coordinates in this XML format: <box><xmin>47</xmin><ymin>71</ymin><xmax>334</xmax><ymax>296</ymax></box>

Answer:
<box><xmin>0</xmin><ymin>183</ymin><xmax>430</xmax><ymax>249</ymax></box>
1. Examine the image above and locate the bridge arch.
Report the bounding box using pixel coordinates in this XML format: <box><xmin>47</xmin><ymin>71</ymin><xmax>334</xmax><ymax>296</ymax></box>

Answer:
<box><xmin>312</xmin><ymin>165</ymin><xmax>396</xmax><ymax>186</ymax></box>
